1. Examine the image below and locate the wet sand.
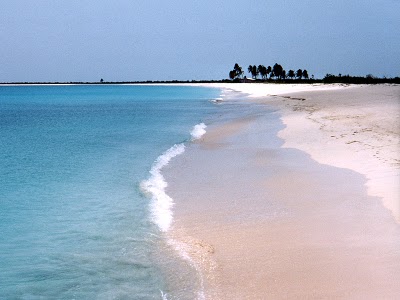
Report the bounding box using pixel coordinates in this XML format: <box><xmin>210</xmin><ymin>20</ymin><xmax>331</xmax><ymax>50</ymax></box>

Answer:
<box><xmin>164</xmin><ymin>85</ymin><xmax>400</xmax><ymax>299</ymax></box>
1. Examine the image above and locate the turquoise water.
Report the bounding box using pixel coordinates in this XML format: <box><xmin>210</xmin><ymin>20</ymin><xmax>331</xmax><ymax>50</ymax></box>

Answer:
<box><xmin>0</xmin><ymin>85</ymin><xmax>220</xmax><ymax>299</ymax></box>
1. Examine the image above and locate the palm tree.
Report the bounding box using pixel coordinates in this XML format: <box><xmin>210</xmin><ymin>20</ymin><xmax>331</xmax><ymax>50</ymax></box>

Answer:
<box><xmin>266</xmin><ymin>66</ymin><xmax>272</xmax><ymax>79</ymax></box>
<box><xmin>258</xmin><ymin>65</ymin><xmax>267</xmax><ymax>80</ymax></box>
<box><xmin>273</xmin><ymin>63</ymin><xmax>283</xmax><ymax>80</ymax></box>
<box><xmin>288</xmin><ymin>70</ymin><xmax>295</xmax><ymax>80</ymax></box>
<box><xmin>228</xmin><ymin>63</ymin><xmax>244</xmax><ymax>80</ymax></box>
<box><xmin>296</xmin><ymin>69</ymin><xmax>303</xmax><ymax>79</ymax></box>
<box><xmin>234</xmin><ymin>63</ymin><xmax>243</xmax><ymax>78</ymax></box>
<box><xmin>302</xmin><ymin>69</ymin><xmax>309</xmax><ymax>80</ymax></box>
<box><xmin>248</xmin><ymin>65</ymin><xmax>253</xmax><ymax>76</ymax></box>
<box><xmin>252</xmin><ymin>65</ymin><xmax>259</xmax><ymax>79</ymax></box>
<box><xmin>229</xmin><ymin>70</ymin><xmax>236</xmax><ymax>80</ymax></box>
<box><xmin>248</xmin><ymin>65</ymin><xmax>258</xmax><ymax>79</ymax></box>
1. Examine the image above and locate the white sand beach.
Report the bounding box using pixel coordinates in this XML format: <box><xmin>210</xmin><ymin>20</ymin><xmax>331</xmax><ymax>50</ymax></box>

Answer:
<box><xmin>165</xmin><ymin>83</ymin><xmax>400</xmax><ymax>299</ymax></box>
<box><xmin>202</xmin><ymin>83</ymin><xmax>400</xmax><ymax>223</ymax></box>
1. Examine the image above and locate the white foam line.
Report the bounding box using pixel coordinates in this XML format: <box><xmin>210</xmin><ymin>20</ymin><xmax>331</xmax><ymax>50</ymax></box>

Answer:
<box><xmin>140</xmin><ymin>123</ymin><xmax>208</xmax><ymax>232</ymax></box>
<box><xmin>140</xmin><ymin>143</ymin><xmax>185</xmax><ymax>232</ymax></box>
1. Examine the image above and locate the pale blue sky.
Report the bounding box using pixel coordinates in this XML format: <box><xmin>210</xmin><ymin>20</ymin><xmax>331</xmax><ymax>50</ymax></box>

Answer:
<box><xmin>1</xmin><ymin>0</ymin><xmax>399</xmax><ymax>82</ymax></box>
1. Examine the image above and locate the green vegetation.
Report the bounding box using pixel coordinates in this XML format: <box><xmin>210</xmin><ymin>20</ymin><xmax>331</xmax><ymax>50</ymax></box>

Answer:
<box><xmin>322</xmin><ymin>74</ymin><xmax>399</xmax><ymax>84</ymax></box>
<box><xmin>229</xmin><ymin>63</ymin><xmax>244</xmax><ymax>80</ymax></box>
<box><xmin>1</xmin><ymin>66</ymin><xmax>398</xmax><ymax>85</ymax></box>
<box><xmin>228</xmin><ymin>63</ymin><xmax>399</xmax><ymax>84</ymax></box>
<box><xmin>229</xmin><ymin>63</ymin><xmax>311</xmax><ymax>82</ymax></box>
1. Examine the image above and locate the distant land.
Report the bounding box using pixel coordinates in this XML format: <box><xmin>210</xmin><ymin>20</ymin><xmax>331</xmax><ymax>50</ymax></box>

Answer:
<box><xmin>1</xmin><ymin>62</ymin><xmax>399</xmax><ymax>85</ymax></box>
<box><xmin>228</xmin><ymin>63</ymin><xmax>400</xmax><ymax>84</ymax></box>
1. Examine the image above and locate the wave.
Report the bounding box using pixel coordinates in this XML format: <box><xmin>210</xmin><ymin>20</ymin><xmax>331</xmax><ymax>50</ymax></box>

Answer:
<box><xmin>190</xmin><ymin>123</ymin><xmax>207</xmax><ymax>140</ymax></box>
<box><xmin>140</xmin><ymin>143</ymin><xmax>185</xmax><ymax>232</ymax></box>
<box><xmin>140</xmin><ymin>123</ymin><xmax>207</xmax><ymax>232</ymax></box>
<box><xmin>210</xmin><ymin>97</ymin><xmax>223</xmax><ymax>104</ymax></box>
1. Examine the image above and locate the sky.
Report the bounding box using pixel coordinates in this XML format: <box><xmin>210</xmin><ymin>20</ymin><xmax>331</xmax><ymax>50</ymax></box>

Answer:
<box><xmin>1</xmin><ymin>0</ymin><xmax>399</xmax><ymax>82</ymax></box>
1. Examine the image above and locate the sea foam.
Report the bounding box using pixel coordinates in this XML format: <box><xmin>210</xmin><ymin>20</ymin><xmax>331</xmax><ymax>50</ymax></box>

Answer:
<box><xmin>140</xmin><ymin>143</ymin><xmax>185</xmax><ymax>232</ymax></box>
<box><xmin>190</xmin><ymin>123</ymin><xmax>207</xmax><ymax>140</ymax></box>
<box><xmin>141</xmin><ymin>123</ymin><xmax>207</xmax><ymax>232</ymax></box>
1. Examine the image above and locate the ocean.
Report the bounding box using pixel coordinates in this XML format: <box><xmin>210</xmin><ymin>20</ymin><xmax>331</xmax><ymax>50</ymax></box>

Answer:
<box><xmin>0</xmin><ymin>84</ymin><xmax>221</xmax><ymax>299</ymax></box>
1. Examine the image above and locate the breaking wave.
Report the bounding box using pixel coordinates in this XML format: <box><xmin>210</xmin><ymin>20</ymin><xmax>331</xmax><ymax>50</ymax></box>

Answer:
<box><xmin>140</xmin><ymin>123</ymin><xmax>207</xmax><ymax>232</ymax></box>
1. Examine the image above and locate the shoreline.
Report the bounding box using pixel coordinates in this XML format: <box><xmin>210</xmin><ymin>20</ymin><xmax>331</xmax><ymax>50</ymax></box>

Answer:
<box><xmin>199</xmin><ymin>83</ymin><xmax>400</xmax><ymax>222</ymax></box>
<box><xmin>164</xmin><ymin>83</ymin><xmax>400</xmax><ymax>298</ymax></box>
<box><xmin>275</xmin><ymin>86</ymin><xmax>400</xmax><ymax>223</ymax></box>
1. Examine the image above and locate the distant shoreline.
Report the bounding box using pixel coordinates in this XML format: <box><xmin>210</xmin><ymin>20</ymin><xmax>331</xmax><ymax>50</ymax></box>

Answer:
<box><xmin>1</xmin><ymin>77</ymin><xmax>399</xmax><ymax>86</ymax></box>
<box><xmin>0</xmin><ymin>80</ymin><xmax>230</xmax><ymax>86</ymax></box>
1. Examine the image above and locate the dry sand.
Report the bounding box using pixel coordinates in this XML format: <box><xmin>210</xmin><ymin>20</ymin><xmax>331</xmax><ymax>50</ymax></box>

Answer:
<box><xmin>203</xmin><ymin>83</ymin><xmax>400</xmax><ymax>223</ymax></box>
<box><xmin>275</xmin><ymin>86</ymin><xmax>400</xmax><ymax>223</ymax></box>
<box><xmin>165</xmin><ymin>84</ymin><xmax>400</xmax><ymax>299</ymax></box>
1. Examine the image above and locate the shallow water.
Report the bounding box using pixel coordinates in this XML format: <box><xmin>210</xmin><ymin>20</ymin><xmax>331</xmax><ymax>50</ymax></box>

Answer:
<box><xmin>0</xmin><ymin>84</ymin><xmax>221</xmax><ymax>299</ymax></box>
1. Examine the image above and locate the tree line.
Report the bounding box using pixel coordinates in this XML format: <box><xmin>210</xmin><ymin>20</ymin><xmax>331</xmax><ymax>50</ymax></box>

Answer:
<box><xmin>229</xmin><ymin>63</ymin><xmax>310</xmax><ymax>81</ymax></box>
<box><xmin>228</xmin><ymin>63</ymin><xmax>399</xmax><ymax>84</ymax></box>
<box><xmin>323</xmin><ymin>73</ymin><xmax>400</xmax><ymax>84</ymax></box>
